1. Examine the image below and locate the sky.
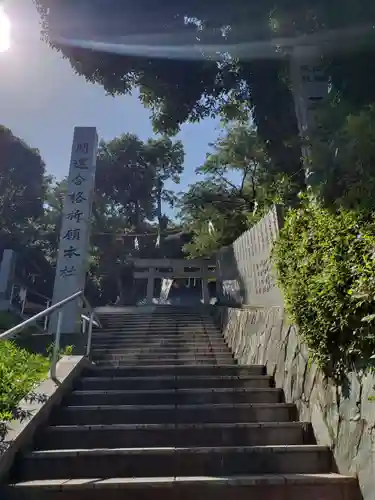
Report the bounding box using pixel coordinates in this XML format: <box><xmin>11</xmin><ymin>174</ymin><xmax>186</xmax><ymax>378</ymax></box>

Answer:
<box><xmin>0</xmin><ymin>0</ymin><xmax>222</xmax><ymax>200</ymax></box>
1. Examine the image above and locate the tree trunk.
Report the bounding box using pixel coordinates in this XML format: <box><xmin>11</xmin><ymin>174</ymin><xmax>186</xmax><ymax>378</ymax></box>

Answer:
<box><xmin>241</xmin><ymin>59</ymin><xmax>305</xmax><ymax>203</ymax></box>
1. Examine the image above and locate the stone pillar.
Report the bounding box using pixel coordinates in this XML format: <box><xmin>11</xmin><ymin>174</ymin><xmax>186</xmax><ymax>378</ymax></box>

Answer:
<box><xmin>50</xmin><ymin>127</ymin><xmax>98</xmax><ymax>333</ymax></box>
<box><xmin>201</xmin><ymin>278</ymin><xmax>210</xmax><ymax>304</ymax></box>
<box><xmin>146</xmin><ymin>270</ymin><xmax>155</xmax><ymax>304</ymax></box>
<box><xmin>215</xmin><ymin>279</ymin><xmax>222</xmax><ymax>301</ymax></box>
<box><xmin>201</xmin><ymin>263</ymin><xmax>210</xmax><ymax>304</ymax></box>
<box><xmin>0</xmin><ymin>249</ymin><xmax>16</xmax><ymax>310</ymax></box>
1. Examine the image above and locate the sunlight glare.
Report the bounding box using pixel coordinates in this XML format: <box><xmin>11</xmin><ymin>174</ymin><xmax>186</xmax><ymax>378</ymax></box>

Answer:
<box><xmin>0</xmin><ymin>6</ymin><xmax>11</xmax><ymax>53</ymax></box>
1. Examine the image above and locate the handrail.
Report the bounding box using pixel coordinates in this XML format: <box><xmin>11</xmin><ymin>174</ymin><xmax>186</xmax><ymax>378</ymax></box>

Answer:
<box><xmin>9</xmin><ymin>283</ymin><xmax>102</xmax><ymax>332</ymax></box>
<box><xmin>80</xmin><ymin>296</ymin><xmax>102</xmax><ymax>329</ymax></box>
<box><xmin>17</xmin><ymin>286</ymin><xmax>51</xmax><ymax>302</ymax></box>
<box><xmin>0</xmin><ymin>290</ymin><xmax>84</xmax><ymax>341</ymax></box>
<box><xmin>0</xmin><ymin>290</ymin><xmax>101</xmax><ymax>379</ymax></box>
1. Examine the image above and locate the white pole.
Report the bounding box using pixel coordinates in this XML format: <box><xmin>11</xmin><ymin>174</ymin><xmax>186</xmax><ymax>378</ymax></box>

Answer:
<box><xmin>146</xmin><ymin>270</ymin><xmax>154</xmax><ymax>304</ymax></box>
<box><xmin>9</xmin><ymin>283</ymin><xmax>14</xmax><ymax>305</ymax></box>
<box><xmin>44</xmin><ymin>301</ymin><xmax>50</xmax><ymax>331</ymax></box>
<box><xmin>21</xmin><ymin>288</ymin><xmax>27</xmax><ymax>315</ymax></box>
<box><xmin>86</xmin><ymin>311</ymin><xmax>94</xmax><ymax>356</ymax></box>
<box><xmin>51</xmin><ymin>311</ymin><xmax>63</xmax><ymax>380</ymax></box>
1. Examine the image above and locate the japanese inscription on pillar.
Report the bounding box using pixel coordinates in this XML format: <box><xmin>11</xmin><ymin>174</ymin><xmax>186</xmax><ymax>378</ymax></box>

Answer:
<box><xmin>217</xmin><ymin>206</ymin><xmax>284</xmax><ymax>307</ymax></box>
<box><xmin>50</xmin><ymin>127</ymin><xmax>98</xmax><ymax>333</ymax></box>
<box><xmin>291</xmin><ymin>56</ymin><xmax>329</xmax><ymax>136</ymax></box>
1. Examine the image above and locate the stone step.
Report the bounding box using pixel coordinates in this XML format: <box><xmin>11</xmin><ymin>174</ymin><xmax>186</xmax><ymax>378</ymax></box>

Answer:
<box><xmin>51</xmin><ymin>403</ymin><xmax>295</xmax><ymax>425</ymax></box>
<box><xmin>101</xmin><ymin>319</ymin><xmax>211</xmax><ymax>323</ymax></box>
<box><xmin>82</xmin><ymin>365</ymin><xmax>265</xmax><ymax>378</ymax></box>
<box><xmin>99</xmin><ymin>312</ymin><xmax>208</xmax><ymax>315</ymax></box>
<box><xmin>91</xmin><ymin>340</ymin><xmax>227</xmax><ymax>348</ymax></box>
<box><xmin>77</xmin><ymin>374</ymin><xmax>273</xmax><ymax>391</ymax></box>
<box><xmin>100</xmin><ymin>312</ymin><xmax>208</xmax><ymax>316</ymax></box>
<box><xmin>91</xmin><ymin>349</ymin><xmax>232</xmax><ymax>357</ymax></box>
<box><xmin>6</xmin><ymin>474</ymin><xmax>360</xmax><ymax>500</ymax></box>
<box><xmin>93</xmin><ymin>329</ymin><xmax>220</xmax><ymax>335</ymax></box>
<box><xmin>100</xmin><ymin>321</ymin><xmax>216</xmax><ymax>324</ymax></box>
<box><xmin>106</xmin><ymin>319</ymin><xmax>212</xmax><ymax>322</ymax></box>
<box><xmin>65</xmin><ymin>387</ymin><xmax>282</xmax><ymax>406</ymax></box>
<box><xmin>16</xmin><ymin>445</ymin><xmax>332</xmax><ymax>481</ymax></box>
<box><xmin>91</xmin><ymin>338</ymin><xmax>225</xmax><ymax>346</ymax></box>
<box><xmin>92</xmin><ymin>335</ymin><xmax>224</xmax><ymax>342</ymax></box>
<box><xmin>91</xmin><ymin>354</ymin><xmax>234</xmax><ymax>363</ymax></box>
<box><xmin>99</xmin><ymin>326</ymin><xmax>216</xmax><ymax>330</ymax></box>
<box><xmin>92</xmin><ymin>350</ymin><xmax>233</xmax><ymax>357</ymax></box>
<box><xmin>91</xmin><ymin>348</ymin><xmax>231</xmax><ymax>356</ymax></box>
<box><xmin>91</xmin><ymin>348</ymin><xmax>230</xmax><ymax>355</ymax></box>
<box><xmin>98</xmin><ymin>325</ymin><xmax>217</xmax><ymax>330</ymax></box>
<box><xmin>38</xmin><ymin>421</ymin><xmax>304</xmax><ymax>449</ymax></box>
<box><xmin>92</xmin><ymin>360</ymin><xmax>237</xmax><ymax>367</ymax></box>
<box><xmin>102</xmin><ymin>313</ymin><xmax>213</xmax><ymax>323</ymax></box>
<box><xmin>100</xmin><ymin>324</ymin><xmax>217</xmax><ymax>327</ymax></box>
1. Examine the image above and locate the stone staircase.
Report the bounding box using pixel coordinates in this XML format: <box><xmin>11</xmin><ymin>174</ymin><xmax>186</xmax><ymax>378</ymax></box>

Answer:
<box><xmin>5</xmin><ymin>307</ymin><xmax>358</xmax><ymax>499</ymax></box>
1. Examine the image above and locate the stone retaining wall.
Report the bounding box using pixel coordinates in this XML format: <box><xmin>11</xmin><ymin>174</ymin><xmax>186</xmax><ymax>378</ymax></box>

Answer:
<box><xmin>216</xmin><ymin>306</ymin><xmax>375</xmax><ymax>500</ymax></box>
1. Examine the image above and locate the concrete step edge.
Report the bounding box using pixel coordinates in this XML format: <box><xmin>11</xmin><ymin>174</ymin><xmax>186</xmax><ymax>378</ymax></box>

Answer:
<box><xmin>92</xmin><ymin>337</ymin><xmax>223</xmax><ymax>340</ymax></box>
<box><xmin>91</xmin><ymin>354</ymin><xmax>233</xmax><ymax>357</ymax></box>
<box><xmin>92</xmin><ymin>363</ymin><xmax>236</xmax><ymax>367</ymax></box>
<box><xmin>26</xmin><ymin>444</ymin><xmax>329</xmax><ymax>459</ymax></box>
<box><xmin>71</xmin><ymin>387</ymin><xmax>275</xmax><ymax>395</ymax></box>
<box><xmin>92</xmin><ymin>334</ymin><xmax>222</xmax><ymax>337</ymax></box>
<box><xmin>44</xmin><ymin>421</ymin><xmax>308</xmax><ymax>432</ymax></box>
<box><xmin>92</xmin><ymin>358</ymin><xmax>234</xmax><ymax>362</ymax></box>
<box><xmin>86</xmin><ymin>365</ymin><xmax>258</xmax><ymax>370</ymax></box>
<box><xmin>92</xmin><ymin>333</ymin><xmax>222</xmax><ymax>337</ymax></box>
<box><xmin>8</xmin><ymin>473</ymin><xmax>358</xmax><ymax>490</ymax></box>
<box><xmin>91</xmin><ymin>347</ymin><xmax>229</xmax><ymax>351</ymax></box>
<box><xmin>61</xmin><ymin>403</ymin><xmax>294</xmax><ymax>411</ymax></box>
<box><xmin>91</xmin><ymin>343</ymin><xmax>225</xmax><ymax>346</ymax></box>
<box><xmin>79</xmin><ymin>375</ymin><xmax>272</xmax><ymax>381</ymax></box>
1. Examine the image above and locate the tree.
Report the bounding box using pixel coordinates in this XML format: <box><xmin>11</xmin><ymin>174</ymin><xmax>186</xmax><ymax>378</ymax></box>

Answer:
<box><xmin>0</xmin><ymin>127</ymin><xmax>58</xmax><ymax>297</ymax></box>
<box><xmin>35</xmin><ymin>0</ymin><xmax>375</xmax><ymax>195</ymax></box>
<box><xmin>0</xmin><ymin>125</ymin><xmax>47</xmax><ymax>247</ymax></box>
<box><xmin>90</xmin><ymin>133</ymin><xmax>184</xmax><ymax>303</ymax></box>
<box><xmin>179</xmin><ymin>181</ymin><xmax>250</xmax><ymax>257</ymax></box>
<box><xmin>310</xmin><ymin>102</ymin><xmax>375</xmax><ymax>214</ymax></box>
<box><xmin>6</xmin><ymin>131</ymin><xmax>185</xmax><ymax>305</ymax></box>
<box><xmin>178</xmin><ymin>123</ymin><xmax>281</xmax><ymax>256</ymax></box>
<box><xmin>143</xmin><ymin>137</ymin><xmax>184</xmax><ymax>251</ymax></box>
<box><xmin>34</xmin><ymin>0</ymin><xmax>306</xmax><ymax>189</ymax></box>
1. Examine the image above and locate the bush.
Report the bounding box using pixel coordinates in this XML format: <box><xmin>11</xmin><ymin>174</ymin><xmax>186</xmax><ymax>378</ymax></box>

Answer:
<box><xmin>0</xmin><ymin>311</ymin><xmax>20</xmax><ymax>331</ymax></box>
<box><xmin>0</xmin><ymin>341</ymin><xmax>49</xmax><ymax>424</ymax></box>
<box><xmin>273</xmin><ymin>196</ymin><xmax>375</xmax><ymax>378</ymax></box>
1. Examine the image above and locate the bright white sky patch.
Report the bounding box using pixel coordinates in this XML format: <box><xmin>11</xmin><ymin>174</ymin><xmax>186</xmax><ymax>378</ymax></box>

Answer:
<box><xmin>0</xmin><ymin>6</ymin><xmax>11</xmax><ymax>52</ymax></box>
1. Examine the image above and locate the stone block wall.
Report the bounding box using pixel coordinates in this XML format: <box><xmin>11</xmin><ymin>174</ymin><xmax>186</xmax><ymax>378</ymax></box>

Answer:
<box><xmin>216</xmin><ymin>205</ymin><xmax>283</xmax><ymax>307</ymax></box>
<box><xmin>216</xmin><ymin>305</ymin><xmax>375</xmax><ymax>500</ymax></box>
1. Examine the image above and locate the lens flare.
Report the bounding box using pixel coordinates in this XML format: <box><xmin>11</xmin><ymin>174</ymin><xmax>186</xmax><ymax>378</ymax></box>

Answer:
<box><xmin>0</xmin><ymin>6</ymin><xmax>11</xmax><ymax>53</ymax></box>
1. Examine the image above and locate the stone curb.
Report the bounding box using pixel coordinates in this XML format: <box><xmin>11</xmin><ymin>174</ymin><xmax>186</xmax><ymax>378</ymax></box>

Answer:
<box><xmin>0</xmin><ymin>355</ymin><xmax>90</xmax><ymax>482</ymax></box>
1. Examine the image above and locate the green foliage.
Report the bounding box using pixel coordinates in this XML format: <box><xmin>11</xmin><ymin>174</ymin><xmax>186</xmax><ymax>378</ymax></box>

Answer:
<box><xmin>0</xmin><ymin>125</ymin><xmax>47</xmax><ymax>246</ymax></box>
<box><xmin>90</xmin><ymin>133</ymin><xmax>185</xmax><ymax>303</ymax></box>
<box><xmin>35</xmin><ymin>0</ymin><xmax>304</xmax><ymax>179</ymax></box>
<box><xmin>311</xmin><ymin>102</ymin><xmax>375</xmax><ymax>213</ymax></box>
<box><xmin>0</xmin><ymin>312</ymin><xmax>40</xmax><ymax>337</ymax></box>
<box><xmin>179</xmin><ymin>123</ymin><xmax>292</xmax><ymax>257</ymax></box>
<box><xmin>46</xmin><ymin>343</ymin><xmax>74</xmax><ymax>362</ymax></box>
<box><xmin>0</xmin><ymin>311</ymin><xmax>19</xmax><ymax>331</ymax></box>
<box><xmin>0</xmin><ymin>341</ymin><xmax>49</xmax><ymax>424</ymax></box>
<box><xmin>274</xmin><ymin>195</ymin><xmax>375</xmax><ymax>377</ymax></box>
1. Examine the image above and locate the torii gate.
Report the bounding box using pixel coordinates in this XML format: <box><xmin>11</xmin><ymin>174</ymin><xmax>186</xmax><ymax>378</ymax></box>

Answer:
<box><xmin>129</xmin><ymin>258</ymin><xmax>217</xmax><ymax>304</ymax></box>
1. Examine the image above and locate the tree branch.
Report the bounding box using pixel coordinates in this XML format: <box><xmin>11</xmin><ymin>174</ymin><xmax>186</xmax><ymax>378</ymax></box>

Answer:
<box><xmin>215</xmin><ymin>172</ymin><xmax>240</xmax><ymax>191</ymax></box>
